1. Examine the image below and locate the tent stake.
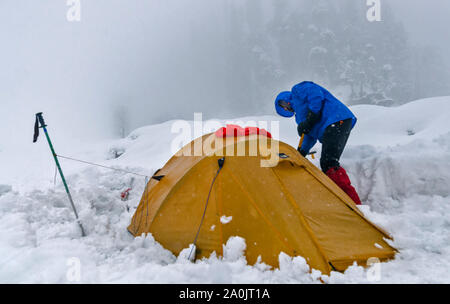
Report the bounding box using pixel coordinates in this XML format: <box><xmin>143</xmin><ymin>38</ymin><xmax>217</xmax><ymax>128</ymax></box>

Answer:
<box><xmin>34</xmin><ymin>112</ymin><xmax>86</xmax><ymax>237</ymax></box>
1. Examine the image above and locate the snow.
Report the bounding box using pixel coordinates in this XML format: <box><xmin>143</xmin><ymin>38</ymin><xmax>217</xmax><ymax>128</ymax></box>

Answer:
<box><xmin>374</xmin><ymin>243</ymin><xmax>383</xmax><ymax>249</ymax></box>
<box><xmin>223</xmin><ymin>237</ymin><xmax>246</xmax><ymax>262</ymax></box>
<box><xmin>220</xmin><ymin>215</ymin><xmax>233</xmax><ymax>224</ymax></box>
<box><xmin>0</xmin><ymin>185</ymin><xmax>12</xmax><ymax>196</ymax></box>
<box><xmin>1</xmin><ymin>96</ymin><xmax>450</xmax><ymax>283</ymax></box>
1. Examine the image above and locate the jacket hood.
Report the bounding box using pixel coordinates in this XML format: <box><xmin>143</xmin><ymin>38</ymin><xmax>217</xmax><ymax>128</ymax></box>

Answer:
<box><xmin>275</xmin><ymin>91</ymin><xmax>294</xmax><ymax>118</ymax></box>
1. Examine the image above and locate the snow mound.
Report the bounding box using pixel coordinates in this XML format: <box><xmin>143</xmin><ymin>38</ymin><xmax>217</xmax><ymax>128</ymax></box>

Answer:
<box><xmin>0</xmin><ymin>96</ymin><xmax>449</xmax><ymax>283</ymax></box>
<box><xmin>350</xmin><ymin>97</ymin><xmax>450</xmax><ymax>147</ymax></box>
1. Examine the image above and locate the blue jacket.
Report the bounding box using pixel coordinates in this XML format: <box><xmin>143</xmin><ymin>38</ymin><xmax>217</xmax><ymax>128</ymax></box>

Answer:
<box><xmin>275</xmin><ymin>81</ymin><xmax>357</xmax><ymax>153</ymax></box>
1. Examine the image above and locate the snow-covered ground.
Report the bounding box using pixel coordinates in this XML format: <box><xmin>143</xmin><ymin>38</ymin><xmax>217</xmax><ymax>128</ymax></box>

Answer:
<box><xmin>0</xmin><ymin>97</ymin><xmax>449</xmax><ymax>283</ymax></box>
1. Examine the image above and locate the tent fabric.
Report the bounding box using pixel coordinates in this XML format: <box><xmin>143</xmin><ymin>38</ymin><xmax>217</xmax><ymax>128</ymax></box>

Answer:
<box><xmin>128</xmin><ymin>133</ymin><xmax>396</xmax><ymax>274</ymax></box>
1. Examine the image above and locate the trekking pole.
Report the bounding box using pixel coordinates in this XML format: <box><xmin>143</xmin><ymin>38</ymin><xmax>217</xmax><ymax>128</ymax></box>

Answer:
<box><xmin>33</xmin><ymin>112</ymin><xmax>86</xmax><ymax>237</ymax></box>
<box><xmin>297</xmin><ymin>134</ymin><xmax>317</xmax><ymax>159</ymax></box>
<box><xmin>298</xmin><ymin>133</ymin><xmax>305</xmax><ymax>151</ymax></box>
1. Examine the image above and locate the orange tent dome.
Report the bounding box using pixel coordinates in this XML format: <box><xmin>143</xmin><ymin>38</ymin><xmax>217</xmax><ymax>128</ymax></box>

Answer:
<box><xmin>128</xmin><ymin>133</ymin><xmax>396</xmax><ymax>274</ymax></box>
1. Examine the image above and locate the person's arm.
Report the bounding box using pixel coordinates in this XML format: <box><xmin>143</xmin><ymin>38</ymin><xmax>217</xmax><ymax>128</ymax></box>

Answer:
<box><xmin>297</xmin><ymin>110</ymin><xmax>321</xmax><ymax>135</ymax></box>
<box><xmin>298</xmin><ymin>134</ymin><xmax>317</xmax><ymax>156</ymax></box>
<box><xmin>296</xmin><ymin>86</ymin><xmax>324</xmax><ymax>134</ymax></box>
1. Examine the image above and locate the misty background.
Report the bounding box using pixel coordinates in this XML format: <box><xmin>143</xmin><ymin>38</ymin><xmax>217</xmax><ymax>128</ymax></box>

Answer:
<box><xmin>1</xmin><ymin>0</ymin><xmax>449</xmax><ymax>144</ymax></box>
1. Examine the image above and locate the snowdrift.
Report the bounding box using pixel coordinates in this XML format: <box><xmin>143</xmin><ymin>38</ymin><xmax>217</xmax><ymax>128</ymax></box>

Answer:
<box><xmin>0</xmin><ymin>96</ymin><xmax>449</xmax><ymax>283</ymax></box>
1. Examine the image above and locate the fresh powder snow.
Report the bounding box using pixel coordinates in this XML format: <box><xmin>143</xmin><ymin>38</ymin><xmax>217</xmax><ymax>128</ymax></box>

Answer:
<box><xmin>220</xmin><ymin>216</ymin><xmax>233</xmax><ymax>225</ymax></box>
<box><xmin>0</xmin><ymin>97</ymin><xmax>450</xmax><ymax>283</ymax></box>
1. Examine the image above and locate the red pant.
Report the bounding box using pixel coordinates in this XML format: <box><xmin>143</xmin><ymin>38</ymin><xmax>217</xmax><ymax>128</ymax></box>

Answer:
<box><xmin>326</xmin><ymin>167</ymin><xmax>362</xmax><ymax>205</ymax></box>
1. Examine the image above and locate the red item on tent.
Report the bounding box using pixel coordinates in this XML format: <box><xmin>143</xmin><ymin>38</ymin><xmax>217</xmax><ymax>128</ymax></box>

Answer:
<box><xmin>215</xmin><ymin>124</ymin><xmax>272</xmax><ymax>138</ymax></box>
<box><xmin>244</xmin><ymin>126</ymin><xmax>272</xmax><ymax>138</ymax></box>
<box><xmin>215</xmin><ymin>124</ymin><xmax>245</xmax><ymax>137</ymax></box>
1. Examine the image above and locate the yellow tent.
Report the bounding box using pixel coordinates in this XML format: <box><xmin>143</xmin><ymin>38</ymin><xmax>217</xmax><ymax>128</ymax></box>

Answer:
<box><xmin>128</xmin><ymin>133</ymin><xmax>396</xmax><ymax>274</ymax></box>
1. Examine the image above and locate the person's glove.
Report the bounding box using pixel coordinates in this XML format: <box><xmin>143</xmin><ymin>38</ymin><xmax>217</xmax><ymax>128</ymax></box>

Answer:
<box><xmin>297</xmin><ymin>147</ymin><xmax>307</xmax><ymax>157</ymax></box>
<box><xmin>297</xmin><ymin>122</ymin><xmax>311</xmax><ymax>135</ymax></box>
<box><xmin>297</xmin><ymin>110</ymin><xmax>321</xmax><ymax>136</ymax></box>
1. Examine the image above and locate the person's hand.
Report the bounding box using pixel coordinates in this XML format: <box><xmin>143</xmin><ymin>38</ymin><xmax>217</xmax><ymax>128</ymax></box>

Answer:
<box><xmin>297</xmin><ymin>122</ymin><xmax>311</xmax><ymax>135</ymax></box>
<box><xmin>297</xmin><ymin>147</ymin><xmax>307</xmax><ymax>157</ymax></box>
<box><xmin>297</xmin><ymin>110</ymin><xmax>320</xmax><ymax>136</ymax></box>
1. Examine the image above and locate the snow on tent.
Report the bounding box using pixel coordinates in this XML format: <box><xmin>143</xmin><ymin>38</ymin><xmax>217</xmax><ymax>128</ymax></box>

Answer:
<box><xmin>128</xmin><ymin>125</ymin><xmax>396</xmax><ymax>274</ymax></box>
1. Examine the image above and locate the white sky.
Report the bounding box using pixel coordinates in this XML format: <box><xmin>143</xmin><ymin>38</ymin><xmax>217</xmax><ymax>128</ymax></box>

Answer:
<box><xmin>389</xmin><ymin>0</ymin><xmax>450</xmax><ymax>63</ymax></box>
<box><xmin>0</xmin><ymin>0</ymin><xmax>449</xmax><ymax>145</ymax></box>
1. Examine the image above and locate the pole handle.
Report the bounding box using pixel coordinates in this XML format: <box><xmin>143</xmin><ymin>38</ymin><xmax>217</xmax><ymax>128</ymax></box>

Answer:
<box><xmin>298</xmin><ymin>133</ymin><xmax>305</xmax><ymax>150</ymax></box>
<box><xmin>36</xmin><ymin>112</ymin><xmax>47</xmax><ymax>128</ymax></box>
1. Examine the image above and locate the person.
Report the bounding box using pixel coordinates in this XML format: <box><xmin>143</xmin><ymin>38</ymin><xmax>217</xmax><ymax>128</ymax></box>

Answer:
<box><xmin>274</xmin><ymin>81</ymin><xmax>362</xmax><ymax>205</ymax></box>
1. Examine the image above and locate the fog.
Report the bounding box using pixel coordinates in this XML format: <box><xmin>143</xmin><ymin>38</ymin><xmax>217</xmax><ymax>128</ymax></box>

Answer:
<box><xmin>390</xmin><ymin>0</ymin><xmax>450</xmax><ymax>65</ymax></box>
<box><xmin>1</xmin><ymin>0</ymin><xmax>449</xmax><ymax>144</ymax></box>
